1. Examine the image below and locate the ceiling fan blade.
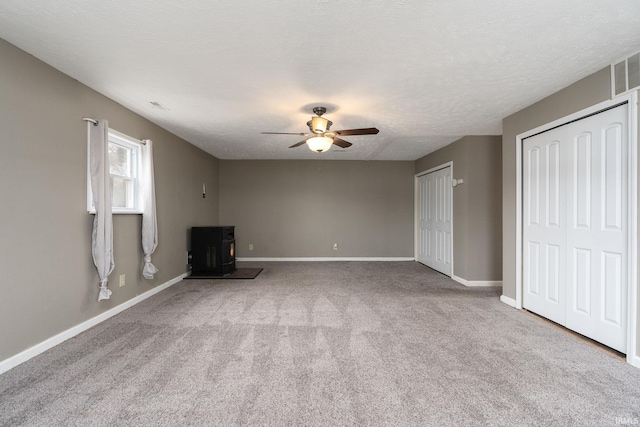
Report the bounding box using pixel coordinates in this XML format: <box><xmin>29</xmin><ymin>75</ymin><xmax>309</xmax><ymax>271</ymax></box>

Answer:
<box><xmin>261</xmin><ymin>132</ymin><xmax>309</xmax><ymax>136</ymax></box>
<box><xmin>333</xmin><ymin>127</ymin><xmax>379</xmax><ymax>136</ymax></box>
<box><xmin>332</xmin><ymin>137</ymin><xmax>352</xmax><ymax>149</ymax></box>
<box><xmin>288</xmin><ymin>139</ymin><xmax>308</xmax><ymax>148</ymax></box>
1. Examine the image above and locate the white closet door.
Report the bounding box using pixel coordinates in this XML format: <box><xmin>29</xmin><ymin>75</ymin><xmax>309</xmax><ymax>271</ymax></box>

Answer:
<box><xmin>523</xmin><ymin>126</ymin><xmax>568</xmax><ymax>325</ymax></box>
<box><xmin>417</xmin><ymin>173</ymin><xmax>431</xmax><ymax>266</ymax></box>
<box><xmin>522</xmin><ymin>104</ymin><xmax>628</xmax><ymax>353</ymax></box>
<box><xmin>416</xmin><ymin>166</ymin><xmax>452</xmax><ymax>276</ymax></box>
<box><xmin>565</xmin><ymin>105</ymin><xmax>628</xmax><ymax>352</ymax></box>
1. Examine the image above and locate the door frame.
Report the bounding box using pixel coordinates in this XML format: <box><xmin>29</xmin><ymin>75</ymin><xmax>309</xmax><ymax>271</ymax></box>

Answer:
<box><xmin>415</xmin><ymin>162</ymin><xmax>454</xmax><ymax>277</ymax></box>
<box><xmin>514</xmin><ymin>92</ymin><xmax>638</xmax><ymax>367</ymax></box>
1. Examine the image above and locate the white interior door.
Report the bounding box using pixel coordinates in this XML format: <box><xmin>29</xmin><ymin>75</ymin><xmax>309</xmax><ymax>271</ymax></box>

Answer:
<box><xmin>523</xmin><ymin>126</ymin><xmax>567</xmax><ymax>326</ymax></box>
<box><xmin>417</xmin><ymin>166</ymin><xmax>452</xmax><ymax>276</ymax></box>
<box><xmin>564</xmin><ymin>107</ymin><xmax>628</xmax><ymax>352</ymax></box>
<box><xmin>417</xmin><ymin>173</ymin><xmax>431</xmax><ymax>266</ymax></box>
<box><xmin>522</xmin><ymin>104</ymin><xmax>628</xmax><ymax>353</ymax></box>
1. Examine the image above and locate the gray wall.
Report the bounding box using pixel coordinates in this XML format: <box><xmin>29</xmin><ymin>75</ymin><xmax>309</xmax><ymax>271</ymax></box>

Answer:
<box><xmin>415</xmin><ymin>136</ymin><xmax>502</xmax><ymax>281</ymax></box>
<box><xmin>219</xmin><ymin>160</ymin><xmax>415</xmax><ymax>258</ymax></box>
<box><xmin>0</xmin><ymin>38</ymin><xmax>220</xmax><ymax>361</ymax></box>
<box><xmin>502</xmin><ymin>67</ymin><xmax>640</xmax><ymax>356</ymax></box>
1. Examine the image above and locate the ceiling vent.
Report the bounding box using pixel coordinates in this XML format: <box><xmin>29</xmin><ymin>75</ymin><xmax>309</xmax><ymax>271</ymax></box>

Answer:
<box><xmin>611</xmin><ymin>51</ymin><xmax>640</xmax><ymax>98</ymax></box>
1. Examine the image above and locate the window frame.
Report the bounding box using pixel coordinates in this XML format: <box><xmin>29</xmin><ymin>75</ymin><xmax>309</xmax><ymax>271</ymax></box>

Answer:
<box><xmin>87</xmin><ymin>128</ymin><xmax>144</xmax><ymax>214</ymax></box>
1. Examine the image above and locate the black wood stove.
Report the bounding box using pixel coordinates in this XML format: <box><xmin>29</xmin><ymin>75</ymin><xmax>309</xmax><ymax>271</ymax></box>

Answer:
<box><xmin>190</xmin><ymin>226</ymin><xmax>236</xmax><ymax>276</ymax></box>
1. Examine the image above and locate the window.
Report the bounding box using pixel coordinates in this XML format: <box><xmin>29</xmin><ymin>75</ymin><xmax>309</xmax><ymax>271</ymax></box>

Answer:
<box><xmin>88</xmin><ymin>129</ymin><xmax>143</xmax><ymax>214</ymax></box>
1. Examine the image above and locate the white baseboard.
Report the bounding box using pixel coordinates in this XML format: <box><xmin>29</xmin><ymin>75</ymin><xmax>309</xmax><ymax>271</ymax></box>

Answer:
<box><xmin>236</xmin><ymin>257</ymin><xmax>415</xmax><ymax>262</ymax></box>
<box><xmin>0</xmin><ymin>272</ymin><xmax>188</xmax><ymax>375</ymax></box>
<box><xmin>500</xmin><ymin>295</ymin><xmax>518</xmax><ymax>308</ymax></box>
<box><xmin>452</xmin><ymin>275</ymin><xmax>503</xmax><ymax>287</ymax></box>
<box><xmin>629</xmin><ymin>352</ymin><xmax>640</xmax><ymax>369</ymax></box>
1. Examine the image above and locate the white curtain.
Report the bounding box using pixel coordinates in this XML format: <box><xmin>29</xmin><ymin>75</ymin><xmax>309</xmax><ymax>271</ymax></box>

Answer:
<box><xmin>141</xmin><ymin>139</ymin><xmax>159</xmax><ymax>279</ymax></box>
<box><xmin>89</xmin><ymin>120</ymin><xmax>114</xmax><ymax>301</ymax></box>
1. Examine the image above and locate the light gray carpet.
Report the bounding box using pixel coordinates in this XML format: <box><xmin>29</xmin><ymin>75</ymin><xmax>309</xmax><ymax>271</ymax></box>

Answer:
<box><xmin>1</xmin><ymin>261</ymin><xmax>639</xmax><ymax>426</ymax></box>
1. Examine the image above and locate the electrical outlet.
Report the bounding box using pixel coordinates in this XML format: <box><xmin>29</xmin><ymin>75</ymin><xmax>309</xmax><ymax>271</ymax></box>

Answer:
<box><xmin>119</xmin><ymin>274</ymin><xmax>125</xmax><ymax>287</ymax></box>
<box><xmin>249</xmin><ymin>244</ymin><xmax>254</xmax><ymax>251</ymax></box>
<box><xmin>333</xmin><ymin>243</ymin><xmax>338</xmax><ymax>251</ymax></box>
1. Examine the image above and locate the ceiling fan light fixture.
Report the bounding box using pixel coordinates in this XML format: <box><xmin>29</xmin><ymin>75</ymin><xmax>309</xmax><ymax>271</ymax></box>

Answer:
<box><xmin>308</xmin><ymin>116</ymin><xmax>332</xmax><ymax>134</ymax></box>
<box><xmin>307</xmin><ymin>136</ymin><xmax>333</xmax><ymax>153</ymax></box>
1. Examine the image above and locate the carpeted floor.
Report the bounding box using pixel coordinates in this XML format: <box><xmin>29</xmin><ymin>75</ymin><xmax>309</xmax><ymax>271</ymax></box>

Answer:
<box><xmin>1</xmin><ymin>261</ymin><xmax>639</xmax><ymax>426</ymax></box>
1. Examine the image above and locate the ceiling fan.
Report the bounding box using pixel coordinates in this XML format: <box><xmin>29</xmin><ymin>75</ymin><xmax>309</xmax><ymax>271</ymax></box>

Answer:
<box><xmin>261</xmin><ymin>107</ymin><xmax>379</xmax><ymax>153</ymax></box>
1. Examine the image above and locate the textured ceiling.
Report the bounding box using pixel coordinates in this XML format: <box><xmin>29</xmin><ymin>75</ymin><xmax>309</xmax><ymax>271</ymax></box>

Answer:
<box><xmin>1</xmin><ymin>1</ymin><xmax>639</xmax><ymax>160</ymax></box>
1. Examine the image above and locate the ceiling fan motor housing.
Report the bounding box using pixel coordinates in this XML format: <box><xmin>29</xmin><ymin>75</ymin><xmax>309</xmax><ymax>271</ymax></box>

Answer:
<box><xmin>312</xmin><ymin>106</ymin><xmax>327</xmax><ymax>116</ymax></box>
